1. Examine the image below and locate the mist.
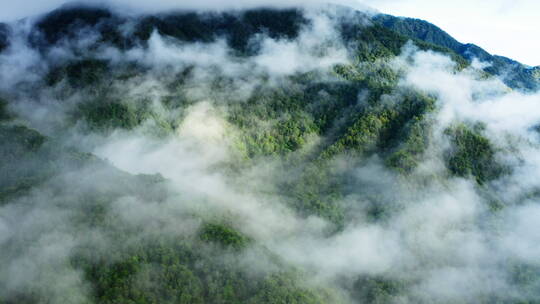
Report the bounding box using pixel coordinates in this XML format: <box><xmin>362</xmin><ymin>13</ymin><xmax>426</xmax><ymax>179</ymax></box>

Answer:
<box><xmin>0</xmin><ymin>0</ymin><xmax>374</xmax><ymax>21</ymax></box>
<box><xmin>1</xmin><ymin>2</ymin><xmax>540</xmax><ymax>304</ymax></box>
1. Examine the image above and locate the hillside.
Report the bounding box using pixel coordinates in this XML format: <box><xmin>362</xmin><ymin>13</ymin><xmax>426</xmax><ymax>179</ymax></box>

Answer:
<box><xmin>374</xmin><ymin>14</ymin><xmax>540</xmax><ymax>91</ymax></box>
<box><xmin>1</xmin><ymin>3</ymin><xmax>540</xmax><ymax>304</ymax></box>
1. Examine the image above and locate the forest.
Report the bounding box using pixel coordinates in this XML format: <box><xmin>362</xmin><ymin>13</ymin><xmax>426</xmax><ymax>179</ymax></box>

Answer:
<box><xmin>1</xmin><ymin>3</ymin><xmax>540</xmax><ymax>304</ymax></box>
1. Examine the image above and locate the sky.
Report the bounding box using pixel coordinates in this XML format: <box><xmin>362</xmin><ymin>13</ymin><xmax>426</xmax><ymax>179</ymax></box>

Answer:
<box><xmin>361</xmin><ymin>0</ymin><xmax>540</xmax><ymax>66</ymax></box>
<box><xmin>0</xmin><ymin>0</ymin><xmax>538</xmax><ymax>66</ymax></box>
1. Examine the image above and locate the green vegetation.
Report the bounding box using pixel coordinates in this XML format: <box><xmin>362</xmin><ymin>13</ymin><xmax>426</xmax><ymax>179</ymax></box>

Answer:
<box><xmin>0</xmin><ymin>124</ymin><xmax>46</xmax><ymax>159</ymax></box>
<box><xmin>46</xmin><ymin>59</ymin><xmax>109</xmax><ymax>87</ymax></box>
<box><xmin>1</xmin><ymin>5</ymin><xmax>536</xmax><ymax>304</ymax></box>
<box><xmin>342</xmin><ymin>22</ymin><xmax>468</xmax><ymax>70</ymax></box>
<box><xmin>135</xmin><ymin>9</ymin><xmax>307</xmax><ymax>54</ymax></box>
<box><xmin>374</xmin><ymin>14</ymin><xmax>462</xmax><ymax>52</ymax></box>
<box><xmin>78</xmin><ymin>100</ymin><xmax>144</xmax><ymax>130</ymax></box>
<box><xmin>352</xmin><ymin>275</ymin><xmax>406</xmax><ymax>304</ymax></box>
<box><xmin>74</xmin><ymin>238</ymin><xmax>333</xmax><ymax>304</ymax></box>
<box><xmin>199</xmin><ymin>222</ymin><xmax>252</xmax><ymax>249</ymax></box>
<box><xmin>0</xmin><ymin>23</ymin><xmax>8</xmax><ymax>52</ymax></box>
<box><xmin>445</xmin><ymin>124</ymin><xmax>508</xmax><ymax>184</ymax></box>
<box><xmin>0</xmin><ymin>98</ymin><xmax>11</xmax><ymax>121</ymax></box>
<box><xmin>33</xmin><ymin>6</ymin><xmax>125</xmax><ymax>48</ymax></box>
<box><xmin>374</xmin><ymin>14</ymin><xmax>540</xmax><ymax>91</ymax></box>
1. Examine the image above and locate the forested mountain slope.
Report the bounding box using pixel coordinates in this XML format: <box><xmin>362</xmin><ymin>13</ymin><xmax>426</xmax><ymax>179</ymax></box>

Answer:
<box><xmin>374</xmin><ymin>14</ymin><xmax>540</xmax><ymax>91</ymax></box>
<box><xmin>1</xmin><ymin>3</ymin><xmax>540</xmax><ymax>304</ymax></box>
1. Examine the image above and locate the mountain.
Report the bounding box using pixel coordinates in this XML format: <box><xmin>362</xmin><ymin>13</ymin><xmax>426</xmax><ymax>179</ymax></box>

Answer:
<box><xmin>374</xmin><ymin>14</ymin><xmax>540</xmax><ymax>91</ymax></box>
<box><xmin>22</xmin><ymin>4</ymin><xmax>539</xmax><ymax>91</ymax></box>
<box><xmin>1</xmin><ymin>4</ymin><xmax>540</xmax><ymax>304</ymax></box>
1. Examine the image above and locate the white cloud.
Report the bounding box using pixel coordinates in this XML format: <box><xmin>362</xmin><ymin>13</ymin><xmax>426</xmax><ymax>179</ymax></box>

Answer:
<box><xmin>3</xmin><ymin>0</ymin><xmax>537</xmax><ymax>67</ymax></box>
<box><xmin>0</xmin><ymin>0</ymin><xmax>368</xmax><ymax>21</ymax></box>
<box><xmin>2</xmin><ymin>5</ymin><xmax>540</xmax><ymax>302</ymax></box>
<box><xmin>361</xmin><ymin>0</ymin><xmax>540</xmax><ymax>66</ymax></box>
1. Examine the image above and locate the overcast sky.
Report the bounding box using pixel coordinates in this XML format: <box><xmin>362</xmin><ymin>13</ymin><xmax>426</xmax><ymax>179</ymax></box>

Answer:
<box><xmin>0</xmin><ymin>0</ymin><xmax>538</xmax><ymax>66</ymax></box>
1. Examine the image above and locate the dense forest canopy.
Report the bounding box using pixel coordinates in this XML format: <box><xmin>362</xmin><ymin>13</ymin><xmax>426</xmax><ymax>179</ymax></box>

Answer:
<box><xmin>1</xmin><ymin>3</ymin><xmax>540</xmax><ymax>304</ymax></box>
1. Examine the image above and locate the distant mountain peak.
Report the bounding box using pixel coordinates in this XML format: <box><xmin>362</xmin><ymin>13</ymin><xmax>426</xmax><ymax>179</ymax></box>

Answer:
<box><xmin>373</xmin><ymin>13</ymin><xmax>540</xmax><ymax>91</ymax></box>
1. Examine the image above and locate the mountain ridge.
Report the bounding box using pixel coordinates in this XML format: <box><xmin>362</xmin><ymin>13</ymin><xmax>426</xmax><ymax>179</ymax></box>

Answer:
<box><xmin>373</xmin><ymin>13</ymin><xmax>540</xmax><ymax>91</ymax></box>
<box><xmin>3</xmin><ymin>4</ymin><xmax>538</xmax><ymax>91</ymax></box>
<box><xmin>1</xmin><ymin>3</ymin><xmax>540</xmax><ymax>304</ymax></box>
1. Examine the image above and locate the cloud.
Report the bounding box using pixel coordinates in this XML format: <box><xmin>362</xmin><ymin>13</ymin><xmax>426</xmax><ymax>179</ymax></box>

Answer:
<box><xmin>0</xmin><ymin>0</ymin><xmax>370</xmax><ymax>21</ymax></box>
<box><xmin>2</xmin><ymin>5</ymin><xmax>540</xmax><ymax>303</ymax></box>
<box><xmin>360</xmin><ymin>0</ymin><xmax>540</xmax><ymax>66</ymax></box>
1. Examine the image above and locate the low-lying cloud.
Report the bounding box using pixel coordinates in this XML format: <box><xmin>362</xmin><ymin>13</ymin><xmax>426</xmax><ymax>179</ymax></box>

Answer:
<box><xmin>1</xmin><ymin>3</ymin><xmax>540</xmax><ymax>304</ymax></box>
<box><xmin>0</xmin><ymin>0</ymin><xmax>373</xmax><ymax>21</ymax></box>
